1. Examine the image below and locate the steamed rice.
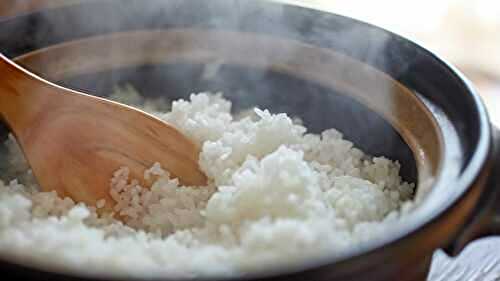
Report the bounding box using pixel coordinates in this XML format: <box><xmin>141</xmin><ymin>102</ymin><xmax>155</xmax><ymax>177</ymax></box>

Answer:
<box><xmin>0</xmin><ymin>92</ymin><xmax>415</xmax><ymax>278</ymax></box>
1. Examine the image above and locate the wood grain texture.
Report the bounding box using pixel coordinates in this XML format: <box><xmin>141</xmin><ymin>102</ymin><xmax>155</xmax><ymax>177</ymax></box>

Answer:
<box><xmin>0</xmin><ymin>54</ymin><xmax>207</xmax><ymax>210</ymax></box>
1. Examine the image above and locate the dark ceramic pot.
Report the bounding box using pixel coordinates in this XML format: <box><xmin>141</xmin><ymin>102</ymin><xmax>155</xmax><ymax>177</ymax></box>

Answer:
<box><xmin>0</xmin><ymin>1</ymin><xmax>498</xmax><ymax>280</ymax></box>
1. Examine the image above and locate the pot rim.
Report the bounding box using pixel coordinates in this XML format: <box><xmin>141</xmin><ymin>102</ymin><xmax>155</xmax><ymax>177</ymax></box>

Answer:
<box><xmin>235</xmin><ymin>6</ymin><xmax>494</xmax><ymax>279</ymax></box>
<box><xmin>0</xmin><ymin>1</ymin><xmax>494</xmax><ymax>279</ymax></box>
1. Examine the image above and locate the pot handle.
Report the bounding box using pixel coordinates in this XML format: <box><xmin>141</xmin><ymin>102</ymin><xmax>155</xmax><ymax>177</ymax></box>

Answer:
<box><xmin>444</xmin><ymin>126</ymin><xmax>500</xmax><ymax>256</ymax></box>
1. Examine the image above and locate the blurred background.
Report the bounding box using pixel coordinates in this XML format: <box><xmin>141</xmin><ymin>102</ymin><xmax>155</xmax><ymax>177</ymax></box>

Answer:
<box><xmin>1</xmin><ymin>0</ymin><xmax>499</xmax><ymax>279</ymax></box>
<box><xmin>277</xmin><ymin>0</ymin><xmax>500</xmax><ymax>126</ymax></box>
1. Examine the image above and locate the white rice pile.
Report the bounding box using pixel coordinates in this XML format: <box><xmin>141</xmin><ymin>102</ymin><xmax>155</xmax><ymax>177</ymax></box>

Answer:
<box><xmin>0</xmin><ymin>92</ymin><xmax>415</xmax><ymax>278</ymax></box>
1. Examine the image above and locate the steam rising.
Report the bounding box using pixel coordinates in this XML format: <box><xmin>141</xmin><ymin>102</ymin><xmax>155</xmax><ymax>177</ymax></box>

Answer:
<box><xmin>0</xmin><ymin>0</ymin><xmax>417</xmax><ymax>182</ymax></box>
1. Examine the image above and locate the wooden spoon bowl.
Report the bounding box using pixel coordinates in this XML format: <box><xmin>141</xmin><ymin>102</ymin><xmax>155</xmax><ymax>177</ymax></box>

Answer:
<box><xmin>0</xmin><ymin>53</ymin><xmax>207</xmax><ymax>211</ymax></box>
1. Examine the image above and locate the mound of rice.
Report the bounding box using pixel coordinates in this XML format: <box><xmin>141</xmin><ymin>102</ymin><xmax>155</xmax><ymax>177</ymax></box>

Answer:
<box><xmin>0</xmin><ymin>92</ymin><xmax>415</xmax><ymax>278</ymax></box>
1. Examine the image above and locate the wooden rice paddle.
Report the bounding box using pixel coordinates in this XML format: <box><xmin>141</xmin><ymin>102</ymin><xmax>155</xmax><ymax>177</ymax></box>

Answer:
<box><xmin>0</xmin><ymin>54</ymin><xmax>207</xmax><ymax>210</ymax></box>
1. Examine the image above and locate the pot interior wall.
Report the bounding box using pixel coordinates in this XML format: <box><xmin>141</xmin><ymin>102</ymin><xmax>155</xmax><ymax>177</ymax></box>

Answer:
<box><xmin>0</xmin><ymin>62</ymin><xmax>418</xmax><ymax>184</ymax></box>
<box><xmin>58</xmin><ymin>63</ymin><xmax>418</xmax><ymax>183</ymax></box>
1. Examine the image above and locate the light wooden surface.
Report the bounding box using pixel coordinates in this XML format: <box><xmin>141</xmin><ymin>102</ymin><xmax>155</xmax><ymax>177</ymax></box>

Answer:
<box><xmin>0</xmin><ymin>54</ymin><xmax>206</xmax><ymax>211</ymax></box>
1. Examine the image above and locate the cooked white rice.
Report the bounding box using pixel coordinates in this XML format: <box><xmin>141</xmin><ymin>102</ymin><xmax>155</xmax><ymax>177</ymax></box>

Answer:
<box><xmin>0</xmin><ymin>92</ymin><xmax>415</xmax><ymax>278</ymax></box>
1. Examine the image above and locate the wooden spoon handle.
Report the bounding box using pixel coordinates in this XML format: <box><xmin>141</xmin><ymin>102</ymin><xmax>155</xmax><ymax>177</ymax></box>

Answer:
<box><xmin>0</xmin><ymin>53</ymin><xmax>60</xmax><ymax>139</ymax></box>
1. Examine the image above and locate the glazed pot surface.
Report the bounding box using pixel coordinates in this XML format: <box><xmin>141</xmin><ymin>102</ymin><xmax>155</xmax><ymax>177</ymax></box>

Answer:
<box><xmin>0</xmin><ymin>1</ymin><xmax>497</xmax><ymax>280</ymax></box>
